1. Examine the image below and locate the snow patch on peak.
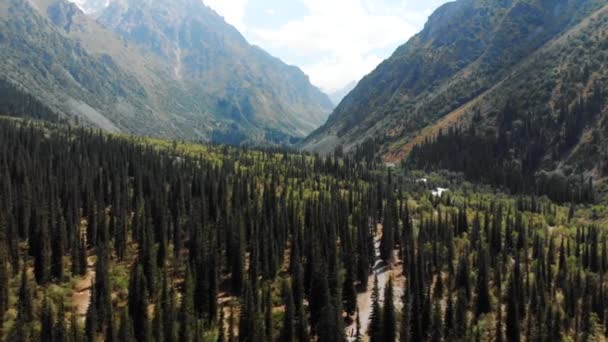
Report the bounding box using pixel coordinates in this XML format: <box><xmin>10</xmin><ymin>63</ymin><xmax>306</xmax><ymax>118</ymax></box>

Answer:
<box><xmin>69</xmin><ymin>0</ymin><xmax>110</xmax><ymax>15</ymax></box>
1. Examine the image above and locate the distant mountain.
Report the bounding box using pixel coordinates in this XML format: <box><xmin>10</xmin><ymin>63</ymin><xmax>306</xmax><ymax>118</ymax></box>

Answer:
<box><xmin>329</xmin><ymin>81</ymin><xmax>357</xmax><ymax>106</ymax></box>
<box><xmin>0</xmin><ymin>0</ymin><xmax>332</xmax><ymax>145</ymax></box>
<box><xmin>69</xmin><ymin>0</ymin><xmax>109</xmax><ymax>14</ymax></box>
<box><xmin>303</xmin><ymin>0</ymin><xmax>608</xmax><ymax>182</ymax></box>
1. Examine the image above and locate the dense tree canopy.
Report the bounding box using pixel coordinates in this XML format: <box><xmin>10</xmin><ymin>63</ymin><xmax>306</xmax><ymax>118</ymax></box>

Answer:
<box><xmin>0</xmin><ymin>118</ymin><xmax>606</xmax><ymax>341</ymax></box>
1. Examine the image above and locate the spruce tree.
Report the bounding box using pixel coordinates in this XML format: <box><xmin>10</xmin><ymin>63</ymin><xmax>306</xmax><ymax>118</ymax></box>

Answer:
<box><xmin>444</xmin><ymin>292</ymin><xmax>454</xmax><ymax>340</ymax></box>
<box><xmin>85</xmin><ymin>288</ymin><xmax>98</xmax><ymax>342</ymax></box>
<box><xmin>51</xmin><ymin>213</ymin><xmax>67</xmax><ymax>281</ymax></box>
<box><xmin>238</xmin><ymin>279</ymin><xmax>259</xmax><ymax>342</ymax></box>
<box><xmin>230</xmin><ymin>218</ymin><xmax>245</xmax><ymax>295</ymax></box>
<box><xmin>316</xmin><ymin>301</ymin><xmax>344</xmax><ymax>342</ymax></box>
<box><xmin>455</xmin><ymin>254</ymin><xmax>470</xmax><ymax>300</ymax></box>
<box><xmin>179</xmin><ymin>266</ymin><xmax>195</xmax><ymax>342</ymax></box>
<box><xmin>343</xmin><ymin>260</ymin><xmax>358</xmax><ymax>317</ymax></box>
<box><xmin>380</xmin><ymin>197</ymin><xmax>396</xmax><ymax>263</ymax></box>
<box><xmin>17</xmin><ymin>264</ymin><xmax>33</xmax><ymax>323</ymax></box>
<box><xmin>263</xmin><ymin>286</ymin><xmax>273</xmax><ymax>341</ymax></box>
<box><xmin>33</xmin><ymin>211</ymin><xmax>52</xmax><ymax>285</ymax></box>
<box><xmin>506</xmin><ymin>276</ymin><xmax>520</xmax><ymax>342</ymax></box>
<box><xmin>72</xmin><ymin>233</ymin><xmax>88</xmax><ymax>277</ymax></box>
<box><xmin>368</xmin><ymin>275</ymin><xmax>383</xmax><ymax>342</ymax></box>
<box><xmin>382</xmin><ymin>277</ymin><xmax>396</xmax><ymax>342</ymax></box>
<box><xmin>454</xmin><ymin>289</ymin><xmax>468</xmax><ymax>339</ymax></box>
<box><xmin>92</xmin><ymin>247</ymin><xmax>112</xmax><ymax>334</ymax></box>
<box><xmin>475</xmin><ymin>247</ymin><xmax>491</xmax><ymax>316</ymax></box>
<box><xmin>128</xmin><ymin>263</ymin><xmax>150</xmax><ymax>342</ymax></box>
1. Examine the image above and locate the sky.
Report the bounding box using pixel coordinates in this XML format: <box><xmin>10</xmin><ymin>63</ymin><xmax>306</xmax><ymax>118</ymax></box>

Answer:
<box><xmin>204</xmin><ymin>0</ymin><xmax>451</xmax><ymax>93</ymax></box>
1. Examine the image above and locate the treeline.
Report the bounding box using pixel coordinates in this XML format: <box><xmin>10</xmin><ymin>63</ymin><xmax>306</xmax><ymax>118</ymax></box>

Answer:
<box><xmin>406</xmin><ymin>86</ymin><xmax>605</xmax><ymax>203</ymax></box>
<box><xmin>0</xmin><ymin>79</ymin><xmax>63</xmax><ymax>123</ymax></box>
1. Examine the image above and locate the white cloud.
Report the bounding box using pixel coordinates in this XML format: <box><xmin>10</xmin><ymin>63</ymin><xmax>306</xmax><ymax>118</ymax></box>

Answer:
<box><xmin>248</xmin><ymin>0</ymin><xmax>420</xmax><ymax>92</ymax></box>
<box><xmin>265</xmin><ymin>8</ymin><xmax>276</xmax><ymax>15</ymax></box>
<box><xmin>304</xmin><ymin>54</ymin><xmax>383</xmax><ymax>93</ymax></box>
<box><xmin>204</xmin><ymin>0</ymin><xmax>249</xmax><ymax>31</ymax></box>
<box><xmin>205</xmin><ymin>0</ymin><xmax>449</xmax><ymax>92</ymax></box>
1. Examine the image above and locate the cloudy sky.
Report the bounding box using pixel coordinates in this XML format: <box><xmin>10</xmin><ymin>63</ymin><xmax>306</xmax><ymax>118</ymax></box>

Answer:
<box><xmin>204</xmin><ymin>0</ymin><xmax>451</xmax><ymax>93</ymax></box>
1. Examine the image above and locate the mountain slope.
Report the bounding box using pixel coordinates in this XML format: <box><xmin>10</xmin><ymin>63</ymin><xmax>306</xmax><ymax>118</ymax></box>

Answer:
<box><xmin>303</xmin><ymin>0</ymin><xmax>608</xmax><ymax>156</ymax></box>
<box><xmin>0</xmin><ymin>0</ymin><xmax>332</xmax><ymax>144</ymax></box>
<box><xmin>96</xmin><ymin>0</ymin><xmax>332</xmax><ymax>142</ymax></box>
<box><xmin>406</xmin><ymin>2</ymin><xmax>608</xmax><ymax>189</ymax></box>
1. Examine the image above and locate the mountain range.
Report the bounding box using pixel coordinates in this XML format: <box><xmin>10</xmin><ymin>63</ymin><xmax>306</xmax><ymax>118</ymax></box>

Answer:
<box><xmin>304</xmin><ymin>0</ymin><xmax>608</xmax><ymax>184</ymax></box>
<box><xmin>2</xmin><ymin>0</ymin><xmax>607</xmax><ymax>186</ymax></box>
<box><xmin>0</xmin><ymin>0</ymin><xmax>333</xmax><ymax>144</ymax></box>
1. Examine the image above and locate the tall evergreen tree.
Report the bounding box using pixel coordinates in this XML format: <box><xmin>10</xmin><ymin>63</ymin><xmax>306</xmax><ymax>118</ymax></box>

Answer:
<box><xmin>476</xmin><ymin>247</ymin><xmax>492</xmax><ymax>316</ymax></box>
<box><xmin>368</xmin><ymin>275</ymin><xmax>383</xmax><ymax>342</ymax></box>
<box><xmin>179</xmin><ymin>266</ymin><xmax>195</xmax><ymax>342</ymax></box>
<box><xmin>92</xmin><ymin>247</ymin><xmax>112</xmax><ymax>334</ymax></box>
<box><xmin>85</xmin><ymin>287</ymin><xmax>98</xmax><ymax>342</ymax></box>
<box><xmin>51</xmin><ymin>213</ymin><xmax>67</xmax><ymax>281</ymax></box>
<box><xmin>263</xmin><ymin>286</ymin><xmax>273</xmax><ymax>342</ymax></box>
<box><xmin>454</xmin><ymin>289</ymin><xmax>468</xmax><ymax>339</ymax></box>
<box><xmin>17</xmin><ymin>264</ymin><xmax>33</xmax><ymax>323</ymax></box>
<box><xmin>506</xmin><ymin>275</ymin><xmax>520</xmax><ymax>342</ymax></box>
<box><xmin>33</xmin><ymin>210</ymin><xmax>52</xmax><ymax>285</ymax></box>
<box><xmin>128</xmin><ymin>263</ymin><xmax>150</xmax><ymax>342</ymax></box>
<box><xmin>380</xmin><ymin>196</ymin><xmax>396</xmax><ymax>263</ymax></box>
<box><xmin>444</xmin><ymin>291</ymin><xmax>454</xmax><ymax>340</ymax></box>
<box><xmin>238</xmin><ymin>278</ymin><xmax>261</xmax><ymax>342</ymax></box>
<box><xmin>343</xmin><ymin>257</ymin><xmax>358</xmax><ymax>317</ymax></box>
<box><xmin>382</xmin><ymin>277</ymin><xmax>396</xmax><ymax>342</ymax></box>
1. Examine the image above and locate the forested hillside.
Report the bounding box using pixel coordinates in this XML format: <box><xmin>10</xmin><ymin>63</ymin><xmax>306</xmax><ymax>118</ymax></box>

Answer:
<box><xmin>303</xmin><ymin>0</ymin><xmax>608</xmax><ymax>188</ymax></box>
<box><xmin>0</xmin><ymin>118</ymin><xmax>607</xmax><ymax>341</ymax></box>
<box><xmin>0</xmin><ymin>79</ymin><xmax>62</xmax><ymax>123</ymax></box>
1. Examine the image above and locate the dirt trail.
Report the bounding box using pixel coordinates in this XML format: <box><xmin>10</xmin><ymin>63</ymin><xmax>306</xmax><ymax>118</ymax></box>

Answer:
<box><xmin>72</xmin><ymin>257</ymin><xmax>95</xmax><ymax>319</ymax></box>
<box><xmin>345</xmin><ymin>226</ymin><xmax>404</xmax><ymax>341</ymax></box>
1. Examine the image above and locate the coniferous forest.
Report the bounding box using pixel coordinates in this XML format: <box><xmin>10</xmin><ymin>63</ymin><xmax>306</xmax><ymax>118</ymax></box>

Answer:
<box><xmin>3</xmin><ymin>0</ymin><xmax>608</xmax><ymax>340</ymax></box>
<box><xmin>0</xmin><ymin>118</ymin><xmax>606</xmax><ymax>341</ymax></box>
